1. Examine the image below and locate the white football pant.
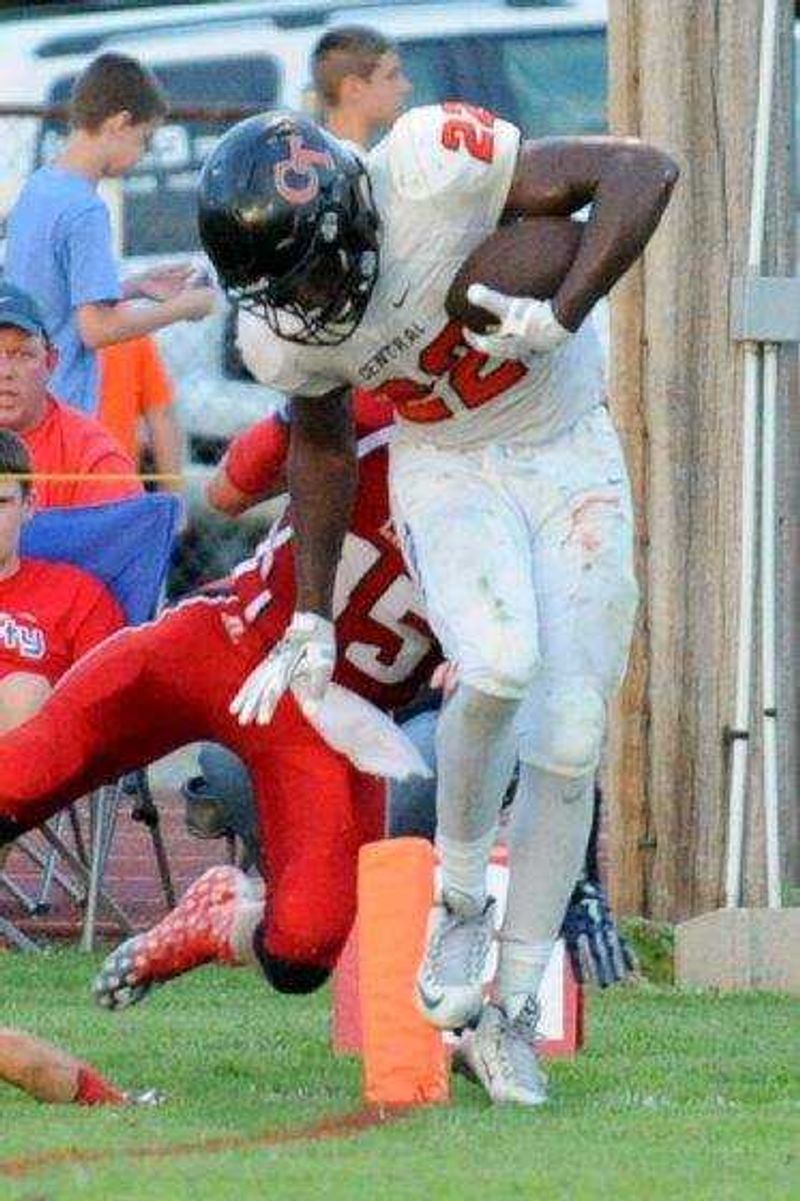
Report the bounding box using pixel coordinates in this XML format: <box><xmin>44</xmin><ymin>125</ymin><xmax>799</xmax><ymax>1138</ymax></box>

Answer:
<box><xmin>390</xmin><ymin>403</ymin><xmax>638</xmax><ymax>739</ymax></box>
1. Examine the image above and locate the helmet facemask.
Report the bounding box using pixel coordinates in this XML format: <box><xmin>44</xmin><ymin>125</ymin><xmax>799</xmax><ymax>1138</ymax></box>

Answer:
<box><xmin>231</xmin><ymin>168</ymin><xmax>379</xmax><ymax>346</ymax></box>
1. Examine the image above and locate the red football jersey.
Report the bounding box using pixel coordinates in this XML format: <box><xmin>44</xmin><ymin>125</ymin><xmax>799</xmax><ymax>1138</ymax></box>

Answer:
<box><xmin>0</xmin><ymin>558</ymin><xmax>125</xmax><ymax>684</ymax></box>
<box><xmin>228</xmin><ymin>394</ymin><xmax>439</xmax><ymax>711</ymax></box>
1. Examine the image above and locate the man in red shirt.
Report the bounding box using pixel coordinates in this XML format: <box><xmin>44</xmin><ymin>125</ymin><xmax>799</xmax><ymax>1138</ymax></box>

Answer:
<box><xmin>0</xmin><ymin>395</ymin><xmax>438</xmax><ymax>1001</ymax></box>
<box><xmin>0</xmin><ymin>429</ymin><xmax>124</xmax><ymax>734</ymax></box>
<box><xmin>0</xmin><ymin>283</ymin><xmax>142</xmax><ymax>508</ymax></box>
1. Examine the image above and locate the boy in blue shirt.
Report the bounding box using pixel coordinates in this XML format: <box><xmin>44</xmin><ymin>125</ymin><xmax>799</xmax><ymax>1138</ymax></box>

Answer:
<box><xmin>5</xmin><ymin>53</ymin><xmax>214</xmax><ymax>414</ymax></box>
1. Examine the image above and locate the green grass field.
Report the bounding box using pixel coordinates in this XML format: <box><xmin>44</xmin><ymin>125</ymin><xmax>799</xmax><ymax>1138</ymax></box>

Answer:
<box><xmin>1</xmin><ymin>950</ymin><xmax>797</xmax><ymax>1201</ymax></box>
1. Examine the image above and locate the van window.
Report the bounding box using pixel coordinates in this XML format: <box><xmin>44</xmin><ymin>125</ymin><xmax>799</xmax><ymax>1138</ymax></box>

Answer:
<box><xmin>39</xmin><ymin>54</ymin><xmax>278</xmax><ymax>255</ymax></box>
<box><xmin>399</xmin><ymin>28</ymin><xmax>606</xmax><ymax>136</ymax></box>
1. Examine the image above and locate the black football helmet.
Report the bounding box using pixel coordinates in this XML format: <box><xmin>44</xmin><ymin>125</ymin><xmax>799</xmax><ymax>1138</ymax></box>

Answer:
<box><xmin>198</xmin><ymin>111</ymin><xmax>380</xmax><ymax>345</ymax></box>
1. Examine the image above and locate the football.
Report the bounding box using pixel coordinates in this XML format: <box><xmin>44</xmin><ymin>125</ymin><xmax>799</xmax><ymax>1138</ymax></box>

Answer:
<box><xmin>445</xmin><ymin>215</ymin><xmax>583</xmax><ymax>333</ymax></box>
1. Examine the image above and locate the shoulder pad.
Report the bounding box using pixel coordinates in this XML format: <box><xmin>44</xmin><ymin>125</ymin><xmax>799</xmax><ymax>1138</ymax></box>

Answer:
<box><xmin>385</xmin><ymin>104</ymin><xmax>519</xmax><ymax>203</ymax></box>
<box><xmin>237</xmin><ymin>310</ymin><xmax>341</xmax><ymax>397</ymax></box>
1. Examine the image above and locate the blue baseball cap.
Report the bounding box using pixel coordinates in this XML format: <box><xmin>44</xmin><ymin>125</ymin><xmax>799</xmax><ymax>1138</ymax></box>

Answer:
<box><xmin>0</xmin><ymin>280</ymin><xmax>49</xmax><ymax>339</ymax></box>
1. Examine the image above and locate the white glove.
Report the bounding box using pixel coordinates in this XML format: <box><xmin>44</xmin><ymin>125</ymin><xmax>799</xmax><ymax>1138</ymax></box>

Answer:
<box><xmin>230</xmin><ymin>611</ymin><xmax>335</xmax><ymax>727</ymax></box>
<box><xmin>463</xmin><ymin>283</ymin><xmax>572</xmax><ymax>358</ymax></box>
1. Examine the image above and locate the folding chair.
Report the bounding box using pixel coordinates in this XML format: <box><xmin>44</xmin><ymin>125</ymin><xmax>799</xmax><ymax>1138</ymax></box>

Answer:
<box><xmin>0</xmin><ymin>493</ymin><xmax>183</xmax><ymax>951</ymax></box>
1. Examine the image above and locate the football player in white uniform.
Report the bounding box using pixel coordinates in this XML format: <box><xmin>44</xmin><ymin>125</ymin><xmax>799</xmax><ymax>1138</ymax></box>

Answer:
<box><xmin>197</xmin><ymin>106</ymin><xmax>677</xmax><ymax>1106</ymax></box>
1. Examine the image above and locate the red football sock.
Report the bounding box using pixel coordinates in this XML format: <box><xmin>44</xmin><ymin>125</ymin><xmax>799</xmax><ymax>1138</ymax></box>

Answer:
<box><xmin>75</xmin><ymin>1064</ymin><xmax>127</xmax><ymax>1106</ymax></box>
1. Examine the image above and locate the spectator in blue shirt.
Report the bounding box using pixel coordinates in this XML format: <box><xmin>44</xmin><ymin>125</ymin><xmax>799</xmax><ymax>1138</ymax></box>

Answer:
<box><xmin>5</xmin><ymin>53</ymin><xmax>215</xmax><ymax>414</ymax></box>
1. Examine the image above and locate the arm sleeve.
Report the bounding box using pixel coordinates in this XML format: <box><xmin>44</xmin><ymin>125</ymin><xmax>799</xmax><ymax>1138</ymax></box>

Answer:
<box><xmin>223</xmin><ymin>415</ymin><xmax>290</xmax><ymax>499</ymax></box>
<box><xmin>63</xmin><ymin>202</ymin><xmax>122</xmax><ymax>307</ymax></box>
<box><xmin>69</xmin><ymin>575</ymin><xmax>126</xmax><ymax>662</ymax></box>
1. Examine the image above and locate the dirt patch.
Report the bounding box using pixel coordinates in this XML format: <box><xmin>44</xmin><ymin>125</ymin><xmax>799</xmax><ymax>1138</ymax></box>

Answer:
<box><xmin>0</xmin><ymin>1106</ymin><xmax>410</xmax><ymax>1179</ymax></box>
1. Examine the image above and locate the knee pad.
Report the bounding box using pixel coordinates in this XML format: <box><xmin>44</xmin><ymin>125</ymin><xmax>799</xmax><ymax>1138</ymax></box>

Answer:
<box><xmin>460</xmin><ymin>639</ymin><xmax>540</xmax><ymax>700</ymax></box>
<box><xmin>517</xmin><ymin>680</ymin><xmax>606</xmax><ymax>777</ymax></box>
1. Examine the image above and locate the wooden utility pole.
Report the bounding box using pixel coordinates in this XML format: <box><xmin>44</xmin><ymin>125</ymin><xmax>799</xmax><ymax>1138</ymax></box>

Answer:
<box><xmin>606</xmin><ymin>1</ymin><xmax>797</xmax><ymax>921</ymax></box>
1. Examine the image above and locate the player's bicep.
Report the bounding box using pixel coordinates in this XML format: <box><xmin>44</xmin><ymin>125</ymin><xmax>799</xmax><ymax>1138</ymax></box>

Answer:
<box><xmin>504</xmin><ymin>139</ymin><xmax>607</xmax><ymax>217</ymax></box>
<box><xmin>504</xmin><ymin>136</ymin><xmax>677</xmax><ymax>218</ymax></box>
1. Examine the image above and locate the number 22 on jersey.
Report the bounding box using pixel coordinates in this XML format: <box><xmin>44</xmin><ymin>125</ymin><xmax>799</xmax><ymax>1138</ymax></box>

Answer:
<box><xmin>380</xmin><ymin>321</ymin><xmax>528</xmax><ymax>424</ymax></box>
<box><xmin>440</xmin><ymin>101</ymin><xmax>497</xmax><ymax>163</ymax></box>
<box><xmin>384</xmin><ymin>102</ymin><xmax>523</xmax><ymax>423</ymax></box>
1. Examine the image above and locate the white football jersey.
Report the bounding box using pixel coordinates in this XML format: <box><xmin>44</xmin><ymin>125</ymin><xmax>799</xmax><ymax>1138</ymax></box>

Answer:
<box><xmin>238</xmin><ymin>103</ymin><xmax>604</xmax><ymax>452</ymax></box>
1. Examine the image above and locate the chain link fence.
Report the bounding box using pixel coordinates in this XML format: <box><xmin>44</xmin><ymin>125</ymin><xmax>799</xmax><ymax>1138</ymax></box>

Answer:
<box><xmin>0</xmin><ymin>103</ymin><xmax>287</xmax><ymax>596</ymax></box>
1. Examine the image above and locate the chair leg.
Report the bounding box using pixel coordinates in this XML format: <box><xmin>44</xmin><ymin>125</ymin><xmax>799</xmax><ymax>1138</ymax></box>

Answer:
<box><xmin>0</xmin><ymin>869</ymin><xmax>42</xmax><ymax>915</ymax></box>
<box><xmin>81</xmin><ymin>785</ymin><xmax>122</xmax><ymax>953</ymax></box>
<box><xmin>3</xmin><ymin>773</ymin><xmax>171</xmax><ymax>952</ymax></box>
<box><xmin>130</xmin><ymin>769</ymin><xmax>176</xmax><ymax>910</ymax></box>
<box><xmin>0</xmin><ymin>914</ymin><xmax>40</xmax><ymax>952</ymax></box>
<box><xmin>33</xmin><ymin>810</ymin><xmax>69</xmax><ymax>913</ymax></box>
<box><xmin>8</xmin><ymin>835</ymin><xmax>86</xmax><ymax>911</ymax></box>
<box><xmin>38</xmin><ymin>823</ymin><xmax>134</xmax><ymax>941</ymax></box>
<box><xmin>68</xmin><ymin>806</ymin><xmax>89</xmax><ymax>867</ymax></box>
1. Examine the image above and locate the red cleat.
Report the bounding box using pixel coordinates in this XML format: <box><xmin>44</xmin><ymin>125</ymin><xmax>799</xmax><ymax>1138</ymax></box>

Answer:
<box><xmin>93</xmin><ymin>865</ymin><xmax>261</xmax><ymax>1010</ymax></box>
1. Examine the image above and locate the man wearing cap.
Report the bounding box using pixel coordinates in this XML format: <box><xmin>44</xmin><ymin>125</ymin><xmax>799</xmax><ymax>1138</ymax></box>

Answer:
<box><xmin>0</xmin><ymin>281</ymin><xmax>142</xmax><ymax>507</ymax></box>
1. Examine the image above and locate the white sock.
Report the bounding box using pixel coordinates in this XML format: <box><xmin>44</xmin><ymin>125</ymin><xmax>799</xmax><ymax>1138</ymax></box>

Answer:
<box><xmin>434</xmin><ymin>684</ymin><xmax>519</xmax><ymax>913</ymax></box>
<box><xmin>496</xmin><ymin>938</ymin><xmax>554</xmax><ymax>1017</ymax></box>
<box><xmin>437</xmin><ymin>827</ymin><xmax>497</xmax><ymax>916</ymax></box>
<box><xmin>497</xmin><ymin>765</ymin><xmax>594</xmax><ymax>1008</ymax></box>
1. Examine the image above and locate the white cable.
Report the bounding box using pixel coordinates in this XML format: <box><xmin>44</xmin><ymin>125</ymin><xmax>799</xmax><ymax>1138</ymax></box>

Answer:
<box><xmin>746</xmin><ymin>0</ymin><xmax>779</xmax><ymax>273</ymax></box>
<box><xmin>760</xmin><ymin>344</ymin><xmax>781</xmax><ymax>908</ymax></box>
<box><xmin>725</xmin><ymin>346</ymin><xmax>760</xmax><ymax>907</ymax></box>
<box><xmin>724</xmin><ymin>0</ymin><xmax>779</xmax><ymax>908</ymax></box>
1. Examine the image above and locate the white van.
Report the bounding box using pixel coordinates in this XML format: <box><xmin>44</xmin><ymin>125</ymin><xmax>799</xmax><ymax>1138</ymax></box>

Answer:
<box><xmin>0</xmin><ymin>0</ymin><xmax>608</xmax><ymax>495</ymax></box>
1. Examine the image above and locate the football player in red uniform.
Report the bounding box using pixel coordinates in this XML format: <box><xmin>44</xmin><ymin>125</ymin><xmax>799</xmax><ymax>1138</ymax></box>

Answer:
<box><xmin>0</xmin><ymin>393</ymin><xmax>439</xmax><ymax>1001</ymax></box>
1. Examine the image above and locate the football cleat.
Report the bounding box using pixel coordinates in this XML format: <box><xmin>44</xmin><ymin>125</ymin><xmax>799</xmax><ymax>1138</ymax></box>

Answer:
<box><xmin>454</xmin><ymin>996</ymin><xmax>548</xmax><ymax>1106</ymax></box>
<box><xmin>93</xmin><ymin>865</ymin><xmax>259</xmax><ymax>1011</ymax></box>
<box><xmin>415</xmin><ymin>896</ymin><xmax>495</xmax><ymax>1030</ymax></box>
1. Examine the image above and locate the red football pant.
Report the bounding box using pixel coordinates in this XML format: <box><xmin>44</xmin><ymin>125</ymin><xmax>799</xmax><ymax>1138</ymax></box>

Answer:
<box><xmin>0</xmin><ymin>598</ymin><xmax>385</xmax><ymax>970</ymax></box>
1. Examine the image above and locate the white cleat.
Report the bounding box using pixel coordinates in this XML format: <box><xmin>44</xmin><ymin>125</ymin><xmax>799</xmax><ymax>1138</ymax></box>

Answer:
<box><xmin>415</xmin><ymin>897</ymin><xmax>496</xmax><ymax>1030</ymax></box>
<box><xmin>455</xmin><ymin>996</ymin><xmax>548</xmax><ymax>1106</ymax></box>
